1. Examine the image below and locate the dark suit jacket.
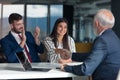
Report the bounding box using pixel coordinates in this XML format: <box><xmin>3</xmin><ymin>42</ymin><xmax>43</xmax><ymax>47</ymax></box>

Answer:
<box><xmin>64</xmin><ymin>29</ymin><xmax>120</xmax><ymax>80</ymax></box>
<box><xmin>0</xmin><ymin>31</ymin><xmax>44</xmax><ymax>63</ymax></box>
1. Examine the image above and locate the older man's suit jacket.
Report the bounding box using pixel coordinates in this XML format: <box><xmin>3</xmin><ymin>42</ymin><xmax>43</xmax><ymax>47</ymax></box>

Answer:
<box><xmin>0</xmin><ymin>31</ymin><xmax>44</xmax><ymax>63</ymax></box>
<box><xmin>65</xmin><ymin>29</ymin><xmax>120</xmax><ymax>80</ymax></box>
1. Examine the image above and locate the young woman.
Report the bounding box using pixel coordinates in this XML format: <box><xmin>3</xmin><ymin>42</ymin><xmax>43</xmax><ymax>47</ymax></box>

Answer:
<box><xmin>44</xmin><ymin>18</ymin><xmax>76</xmax><ymax>63</ymax></box>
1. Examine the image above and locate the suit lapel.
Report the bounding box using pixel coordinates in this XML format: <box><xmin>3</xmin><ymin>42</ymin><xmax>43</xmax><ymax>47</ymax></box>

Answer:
<box><xmin>8</xmin><ymin>32</ymin><xmax>19</xmax><ymax>45</ymax></box>
<box><xmin>93</xmin><ymin>37</ymin><xmax>99</xmax><ymax>44</ymax></box>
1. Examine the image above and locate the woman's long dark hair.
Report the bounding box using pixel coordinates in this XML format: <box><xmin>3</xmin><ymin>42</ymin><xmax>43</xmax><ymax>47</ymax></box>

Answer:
<box><xmin>50</xmin><ymin>18</ymin><xmax>69</xmax><ymax>50</ymax></box>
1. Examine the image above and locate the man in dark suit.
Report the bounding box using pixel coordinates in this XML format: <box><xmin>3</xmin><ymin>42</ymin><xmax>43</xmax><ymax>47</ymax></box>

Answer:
<box><xmin>0</xmin><ymin>13</ymin><xmax>44</xmax><ymax>63</ymax></box>
<box><xmin>60</xmin><ymin>9</ymin><xmax>120</xmax><ymax>80</ymax></box>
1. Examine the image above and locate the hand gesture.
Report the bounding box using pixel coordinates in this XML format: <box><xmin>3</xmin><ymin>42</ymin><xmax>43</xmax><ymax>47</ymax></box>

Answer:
<box><xmin>55</xmin><ymin>49</ymin><xmax>71</xmax><ymax>60</ymax></box>
<box><xmin>60</xmin><ymin>64</ymin><xmax>68</xmax><ymax>71</ymax></box>
<box><xmin>55</xmin><ymin>49</ymin><xmax>63</xmax><ymax>54</ymax></box>
<box><xmin>34</xmin><ymin>26</ymin><xmax>40</xmax><ymax>39</ymax></box>
<box><xmin>34</xmin><ymin>26</ymin><xmax>40</xmax><ymax>45</ymax></box>
<box><xmin>19</xmin><ymin>27</ymin><xmax>26</xmax><ymax>48</ymax></box>
<box><xmin>21</xmin><ymin>27</ymin><xmax>26</xmax><ymax>42</ymax></box>
<box><xmin>60</xmin><ymin>49</ymin><xmax>71</xmax><ymax>60</ymax></box>
<box><xmin>58</xmin><ymin>58</ymin><xmax>72</xmax><ymax>64</ymax></box>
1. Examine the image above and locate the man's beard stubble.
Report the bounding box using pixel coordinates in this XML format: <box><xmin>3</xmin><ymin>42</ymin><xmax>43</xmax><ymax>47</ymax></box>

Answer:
<box><xmin>11</xmin><ymin>28</ymin><xmax>22</xmax><ymax>34</ymax></box>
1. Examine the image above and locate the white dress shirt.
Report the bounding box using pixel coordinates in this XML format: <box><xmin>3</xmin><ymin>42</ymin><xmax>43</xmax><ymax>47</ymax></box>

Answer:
<box><xmin>11</xmin><ymin>31</ymin><xmax>30</xmax><ymax>62</ymax></box>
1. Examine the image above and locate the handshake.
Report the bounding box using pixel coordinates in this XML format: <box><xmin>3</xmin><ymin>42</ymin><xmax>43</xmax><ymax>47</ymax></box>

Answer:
<box><xmin>55</xmin><ymin>49</ymin><xmax>71</xmax><ymax>60</ymax></box>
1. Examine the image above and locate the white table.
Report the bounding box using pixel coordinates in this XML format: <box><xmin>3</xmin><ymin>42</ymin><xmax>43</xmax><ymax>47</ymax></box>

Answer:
<box><xmin>0</xmin><ymin>62</ymin><xmax>82</xmax><ymax>79</ymax></box>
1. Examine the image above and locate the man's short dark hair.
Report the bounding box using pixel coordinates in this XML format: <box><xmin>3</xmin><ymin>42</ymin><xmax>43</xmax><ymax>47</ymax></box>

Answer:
<box><xmin>8</xmin><ymin>13</ymin><xmax>22</xmax><ymax>24</ymax></box>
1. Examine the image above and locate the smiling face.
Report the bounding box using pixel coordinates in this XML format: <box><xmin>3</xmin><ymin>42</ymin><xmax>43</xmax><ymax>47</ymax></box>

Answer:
<box><xmin>56</xmin><ymin>22</ymin><xmax>67</xmax><ymax>37</ymax></box>
<box><xmin>10</xmin><ymin>19</ymin><xmax>24</xmax><ymax>34</ymax></box>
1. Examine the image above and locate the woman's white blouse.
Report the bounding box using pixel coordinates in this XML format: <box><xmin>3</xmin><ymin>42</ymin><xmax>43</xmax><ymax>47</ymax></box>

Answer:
<box><xmin>44</xmin><ymin>36</ymin><xmax>76</xmax><ymax>63</ymax></box>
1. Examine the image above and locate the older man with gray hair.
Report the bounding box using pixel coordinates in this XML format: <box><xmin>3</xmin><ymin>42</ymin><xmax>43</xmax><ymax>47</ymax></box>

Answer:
<box><xmin>60</xmin><ymin>9</ymin><xmax>120</xmax><ymax>80</ymax></box>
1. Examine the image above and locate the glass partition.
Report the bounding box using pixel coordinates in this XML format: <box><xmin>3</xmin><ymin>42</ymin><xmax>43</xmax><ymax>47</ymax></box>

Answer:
<box><xmin>2</xmin><ymin>4</ymin><xmax>24</xmax><ymax>38</ymax></box>
<box><xmin>26</xmin><ymin>5</ymin><xmax>48</xmax><ymax>41</ymax></box>
<box><xmin>50</xmin><ymin>5</ymin><xmax>63</xmax><ymax>33</ymax></box>
<box><xmin>74</xmin><ymin>16</ymin><xmax>96</xmax><ymax>43</ymax></box>
<box><xmin>0</xmin><ymin>4</ymin><xmax>63</xmax><ymax>41</ymax></box>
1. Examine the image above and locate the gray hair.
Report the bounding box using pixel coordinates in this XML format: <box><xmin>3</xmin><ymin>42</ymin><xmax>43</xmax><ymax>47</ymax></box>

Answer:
<box><xmin>94</xmin><ymin>9</ymin><xmax>115</xmax><ymax>28</ymax></box>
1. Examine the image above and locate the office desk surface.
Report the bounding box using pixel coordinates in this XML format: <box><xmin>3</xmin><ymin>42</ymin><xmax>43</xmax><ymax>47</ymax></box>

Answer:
<box><xmin>0</xmin><ymin>62</ymin><xmax>82</xmax><ymax>79</ymax></box>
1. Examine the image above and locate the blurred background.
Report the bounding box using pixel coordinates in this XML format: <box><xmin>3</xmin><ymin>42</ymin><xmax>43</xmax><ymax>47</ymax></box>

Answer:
<box><xmin>0</xmin><ymin>0</ymin><xmax>119</xmax><ymax>60</ymax></box>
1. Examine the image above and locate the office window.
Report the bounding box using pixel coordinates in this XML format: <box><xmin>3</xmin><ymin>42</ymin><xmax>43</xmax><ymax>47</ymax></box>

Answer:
<box><xmin>73</xmin><ymin>16</ymin><xmax>95</xmax><ymax>42</ymax></box>
<box><xmin>26</xmin><ymin>5</ymin><xmax>48</xmax><ymax>41</ymax></box>
<box><xmin>50</xmin><ymin>5</ymin><xmax>63</xmax><ymax>33</ymax></box>
<box><xmin>2</xmin><ymin>4</ymin><xmax>24</xmax><ymax>38</ymax></box>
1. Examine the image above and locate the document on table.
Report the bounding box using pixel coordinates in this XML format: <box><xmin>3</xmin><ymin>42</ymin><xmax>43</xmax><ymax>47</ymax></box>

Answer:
<box><xmin>65</xmin><ymin>62</ymin><xmax>83</xmax><ymax>66</ymax></box>
<box><xmin>32</xmin><ymin>62</ymin><xmax>83</xmax><ymax>69</ymax></box>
